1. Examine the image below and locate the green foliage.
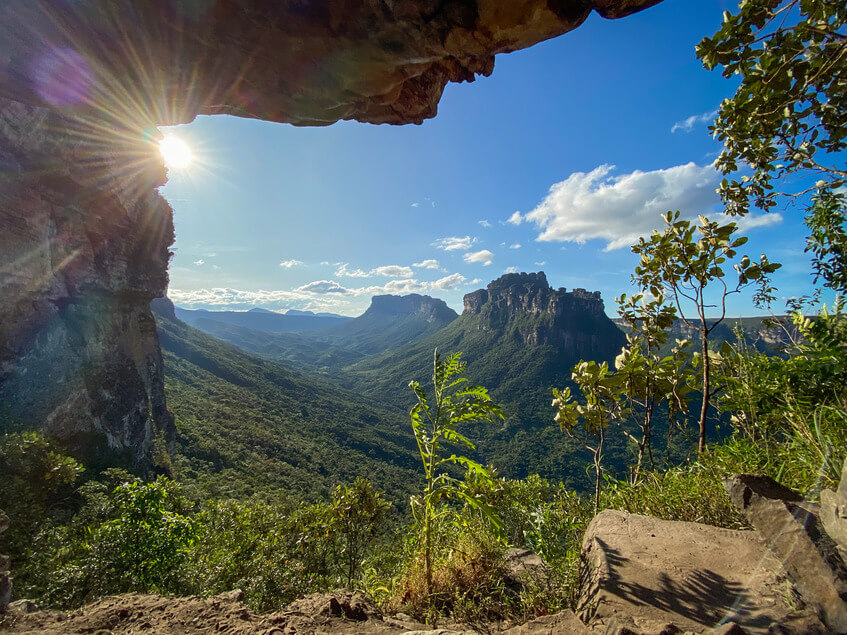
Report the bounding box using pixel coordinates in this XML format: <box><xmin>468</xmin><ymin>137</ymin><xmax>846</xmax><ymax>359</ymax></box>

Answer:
<box><xmin>408</xmin><ymin>350</ymin><xmax>504</xmax><ymax>598</ymax></box>
<box><xmin>0</xmin><ymin>432</ymin><xmax>81</xmax><ymax>591</ymax></box>
<box><xmin>600</xmin><ymin>462</ymin><xmax>747</xmax><ymax>530</ymax></box>
<box><xmin>805</xmin><ymin>188</ymin><xmax>847</xmax><ymax>293</ymax></box>
<box><xmin>632</xmin><ymin>212</ymin><xmax>780</xmax><ymax>453</ymax></box>
<box><xmin>553</xmin><ymin>361</ymin><xmax>625</xmax><ymax>512</ymax></box>
<box><xmin>697</xmin><ymin>0</ymin><xmax>847</xmax><ymax>216</ymax></box>
<box><xmin>38</xmin><ymin>476</ymin><xmax>194</xmax><ymax>607</ymax></box>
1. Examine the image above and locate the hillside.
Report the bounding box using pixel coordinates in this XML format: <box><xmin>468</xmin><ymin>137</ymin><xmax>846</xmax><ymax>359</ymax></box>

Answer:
<box><xmin>175</xmin><ymin>306</ymin><xmax>350</xmax><ymax>334</ymax></box>
<box><xmin>188</xmin><ymin>318</ymin><xmax>365</xmax><ymax>371</ymax></box>
<box><xmin>151</xmin><ymin>299</ymin><xmax>416</xmax><ymax>502</ymax></box>
<box><xmin>343</xmin><ymin>273</ymin><xmax>632</xmax><ymax>486</ymax></box>
<box><xmin>305</xmin><ymin>294</ymin><xmax>458</xmax><ymax>355</ymax></box>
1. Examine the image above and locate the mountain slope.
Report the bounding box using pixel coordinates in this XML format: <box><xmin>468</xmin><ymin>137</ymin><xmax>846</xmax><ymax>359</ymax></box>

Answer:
<box><xmin>305</xmin><ymin>294</ymin><xmax>459</xmax><ymax>355</ymax></box>
<box><xmin>151</xmin><ymin>299</ymin><xmax>416</xmax><ymax>502</ymax></box>
<box><xmin>343</xmin><ymin>273</ymin><xmax>629</xmax><ymax>487</ymax></box>
<box><xmin>174</xmin><ymin>306</ymin><xmax>350</xmax><ymax>334</ymax></box>
<box><xmin>189</xmin><ymin>318</ymin><xmax>365</xmax><ymax>371</ymax></box>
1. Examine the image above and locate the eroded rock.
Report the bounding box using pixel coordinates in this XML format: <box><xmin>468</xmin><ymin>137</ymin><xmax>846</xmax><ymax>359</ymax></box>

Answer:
<box><xmin>577</xmin><ymin>510</ymin><xmax>801</xmax><ymax>634</ymax></box>
<box><xmin>821</xmin><ymin>457</ymin><xmax>847</xmax><ymax>560</ymax></box>
<box><xmin>724</xmin><ymin>474</ymin><xmax>847</xmax><ymax>633</ymax></box>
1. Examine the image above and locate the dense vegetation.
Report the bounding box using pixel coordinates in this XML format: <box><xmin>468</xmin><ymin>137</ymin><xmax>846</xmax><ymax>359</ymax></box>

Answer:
<box><xmin>2</xmin><ymin>0</ymin><xmax>846</xmax><ymax>628</ymax></box>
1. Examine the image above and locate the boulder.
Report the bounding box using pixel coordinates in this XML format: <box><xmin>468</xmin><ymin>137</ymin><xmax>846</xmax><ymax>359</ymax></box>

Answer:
<box><xmin>724</xmin><ymin>474</ymin><xmax>847</xmax><ymax>633</ymax></box>
<box><xmin>821</xmin><ymin>457</ymin><xmax>847</xmax><ymax>560</ymax></box>
<box><xmin>502</xmin><ymin>609</ymin><xmax>592</xmax><ymax>634</ymax></box>
<box><xmin>578</xmin><ymin>510</ymin><xmax>800</xmax><ymax>634</ymax></box>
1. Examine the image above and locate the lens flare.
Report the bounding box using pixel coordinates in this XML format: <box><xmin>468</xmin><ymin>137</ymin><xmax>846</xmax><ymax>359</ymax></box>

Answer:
<box><xmin>159</xmin><ymin>136</ymin><xmax>192</xmax><ymax>169</ymax></box>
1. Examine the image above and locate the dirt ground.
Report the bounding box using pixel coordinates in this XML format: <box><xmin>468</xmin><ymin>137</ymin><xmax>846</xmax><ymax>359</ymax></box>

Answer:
<box><xmin>0</xmin><ymin>589</ymin><xmax>431</xmax><ymax>635</ymax></box>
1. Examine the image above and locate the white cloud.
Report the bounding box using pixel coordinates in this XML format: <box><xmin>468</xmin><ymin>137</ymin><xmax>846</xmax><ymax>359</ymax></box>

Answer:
<box><xmin>193</xmin><ymin>259</ymin><xmax>205</xmax><ymax>266</ymax></box>
<box><xmin>504</xmin><ymin>266</ymin><xmax>519</xmax><ymax>274</ymax></box>
<box><xmin>469</xmin><ymin>278</ymin><xmax>483</xmax><ymax>285</ymax></box>
<box><xmin>413</xmin><ymin>259</ymin><xmax>441</xmax><ymax>270</ymax></box>
<box><xmin>372</xmin><ymin>265</ymin><xmax>414</xmax><ymax>278</ymax></box>
<box><xmin>535</xmin><ymin>261</ymin><xmax>546</xmax><ymax>266</ymax></box>
<box><xmin>297</xmin><ymin>280</ymin><xmax>349</xmax><ymax>294</ymax></box>
<box><xmin>507</xmin><ymin>211</ymin><xmax>523</xmax><ymax>225</ymax></box>
<box><xmin>430</xmin><ymin>273</ymin><xmax>466</xmax><ymax>290</ymax></box>
<box><xmin>380</xmin><ymin>279</ymin><xmax>429</xmax><ymax>294</ymax></box>
<box><xmin>479</xmin><ymin>219</ymin><xmax>492</xmax><ymax>228</ymax></box>
<box><xmin>279</xmin><ymin>259</ymin><xmax>303</xmax><ymax>268</ymax></box>
<box><xmin>320</xmin><ymin>261</ymin><xmax>330</xmax><ymax>266</ymax></box>
<box><xmin>464</xmin><ymin>249</ymin><xmax>494</xmax><ymax>266</ymax></box>
<box><xmin>411</xmin><ymin>202</ymin><xmax>420</xmax><ymax>208</ymax></box>
<box><xmin>434</xmin><ymin>236</ymin><xmax>476</xmax><ymax>251</ymax></box>
<box><xmin>671</xmin><ymin>109</ymin><xmax>718</xmax><ymax>133</ymax></box>
<box><xmin>335</xmin><ymin>263</ymin><xmax>370</xmax><ymax>277</ymax></box>
<box><xmin>509</xmin><ymin>243</ymin><xmax>521</xmax><ymax>249</ymax></box>
<box><xmin>524</xmin><ymin>163</ymin><xmax>781</xmax><ymax>251</ymax></box>
<box><xmin>336</xmin><ymin>263</ymin><xmax>414</xmax><ymax>278</ymax></box>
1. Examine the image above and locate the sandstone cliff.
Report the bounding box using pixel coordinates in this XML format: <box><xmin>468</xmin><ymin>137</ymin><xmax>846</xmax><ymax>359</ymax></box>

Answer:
<box><xmin>0</xmin><ymin>0</ymin><xmax>662</xmax><ymax>469</ymax></box>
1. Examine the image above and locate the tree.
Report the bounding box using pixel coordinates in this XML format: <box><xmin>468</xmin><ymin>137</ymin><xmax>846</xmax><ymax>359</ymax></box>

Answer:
<box><xmin>632</xmin><ymin>212</ymin><xmax>780</xmax><ymax>453</ymax></box>
<box><xmin>553</xmin><ymin>361</ymin><xmax>626</xmax><ymax>512</ymax></box>
<box><xmin>697</xmin><ymin>0</ymin><xmax>847</xmax><ymax>217</ymax></box>
<box><xmin>408</xmin><ymin>350</ymin><xmax>503</xmax><ymax>597</ymax></box>
<box><xmin>614</xmin><ymin>293</ymin><xmax>695</xmax><ymax>477</ymax></box>
<box><xmin>327</xmin><ymin>478</ymin><xmax>390</xmax><ymax>588</ymax></box>
<box><xmin>805</xmin><ymin>188</ymin><xmax>847</xmax><ymax>294</ymax></box>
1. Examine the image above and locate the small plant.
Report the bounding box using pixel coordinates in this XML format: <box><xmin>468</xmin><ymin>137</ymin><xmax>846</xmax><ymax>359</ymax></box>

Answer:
<box><xmin>408</xmin><ymin>350</ymin><xmax>504</xmax><ymax>599</ymax></box>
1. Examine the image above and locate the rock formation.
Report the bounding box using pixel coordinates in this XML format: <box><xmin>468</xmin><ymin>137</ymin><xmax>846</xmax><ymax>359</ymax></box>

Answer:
<box><xmin>0</xmin><ymin>1</ymin><xmax>662</xmax><ymax>469</ymax></box>
<box><xmin>725</xmin><ymin>473</ymin><xmax>847</xmax><ymax>633</ymax></box>
<box><xmin>0</xmin><ymin>510</ymin><xmax>9</xmax><ymax>612</ymax></box>
<box><xmin>463</xmin><ymin>272</ymin><xmax>624</xmax><ymax>356</ymax></box>
<box><xmin>577</xmin><ymin>510</ymin><xmax>806</xmax><ymax>634</ymax></box>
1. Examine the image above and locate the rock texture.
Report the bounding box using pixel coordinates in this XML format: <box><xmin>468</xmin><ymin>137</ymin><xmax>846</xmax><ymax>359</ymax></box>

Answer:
<box><xmin>0</xmin><ymin>510</ymin><xmax>10</xmax><ymax>612</ymax></box>
<box><xmin>463</xmin><ymin>272</ymin><xmax>624</xmax><ymax>356</ymax></box>
<box><xmin>821</xmin><ymin>458</ymin><xmax>847</xmax><ymax>561</ymax></box>
<box><xmin>578</xmin><ymin>510</ymin><xmax>804</xmax><ymax>634</ymax></box>
<box><xmin>0</xmin><ymin>99</ymin><xmax>174</xmax><ymax>470</ymax></box>
<box><xmin>0</xmin><ymin>1</ymin><xmax>663</xmax><ymax>127</ymax></box>
<box><xmin>0</xmin><ymin>1</ymin><xmax>661</xmax><ymax>469</ymax></box>
<box><xmin>725</xmin><ymin>474</ymin><xmax>847</xmax><ymax>633</ymax></box>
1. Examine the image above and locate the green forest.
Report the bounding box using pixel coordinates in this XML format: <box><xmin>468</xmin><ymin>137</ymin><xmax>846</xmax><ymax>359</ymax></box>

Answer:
<box><xmin>2</xmin><ymin>0</ymin><xmax>846</xmax><ymax>629</ymax></box>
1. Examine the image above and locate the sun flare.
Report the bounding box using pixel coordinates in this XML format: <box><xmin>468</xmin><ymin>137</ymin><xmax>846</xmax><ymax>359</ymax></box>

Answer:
<box><xmin>159</xmin><ymin>136</ymin><xmax>193</xmax><ymax>169</ymax></box>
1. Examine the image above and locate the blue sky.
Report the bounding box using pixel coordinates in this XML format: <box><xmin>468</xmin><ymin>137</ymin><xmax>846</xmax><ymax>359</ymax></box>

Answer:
<box><xmin>160</xmin><ymin>0</ymin><xmax>819</xmax><ymax>318</ymax></box>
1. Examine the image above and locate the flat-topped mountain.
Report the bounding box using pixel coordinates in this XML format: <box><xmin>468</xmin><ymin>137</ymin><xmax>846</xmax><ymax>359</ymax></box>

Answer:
<box><xmin>306</xmin><ymin>294</ymin><xmax>458</xmax><ymax>355</ymax></box>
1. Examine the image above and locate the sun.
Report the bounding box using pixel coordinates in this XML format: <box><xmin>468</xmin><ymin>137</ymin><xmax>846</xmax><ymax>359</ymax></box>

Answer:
<box><xmin>159</xmin><ymin>136</ymin><xmax>193</xmax><ymax>169</ymax></box>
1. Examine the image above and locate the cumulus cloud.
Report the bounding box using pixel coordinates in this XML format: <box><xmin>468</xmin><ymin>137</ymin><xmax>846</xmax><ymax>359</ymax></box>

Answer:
<box><xmin>671</xmin><ymin>109</ymin><xmax>718</xmax><ymax>133</ymax></box>
<box><xmin>524</xmin><ymin>163</ymin><xmax>781</xmax><ymax>251</ymax></box>
<box><xmin>434</xmin><ymin>236</ymin><xmax>476</xmax><ymax>251</ymax></box>
<box><xmin>507</xmin><ymin>211</ymin><xmax>523</xmax><ymax>225</ymax></box>
<box><xmin>430</xmin><ymin>273</ymin><xmax>466</xmax><ymax>290</ymax></box>
<box><xmin>297</xmin><ymin>280</ymin><xmax>349</xmax><ymax>294</ymax></box>
<box><xmin>413</xmin><ymin>259</ymin><xmax>441</xmax><ymax>270</ymax></box>
<box><xmin>504</xmin><ymin>266</ymin><xmax>519</xmax><ymax>274</ymax></box>
<box><xmin>372</xmin><ymin>265</ymin><xmax>414</xmax><ymax>278</ymax></box>
<box><xmin>464</xmin><ymin>249</ymin><xmax>494</xmax><ymax>266</ymax></box>
<box><xmin>469</xmin><ymin>278</ymin><xmax>483</xmax><ymax>285</ymax></box>
<box><xmin>193</xmin><ymin>259</ymin><xmax>205</xmax><ymax>266</ymax></box>
<box><xmin>335</xmin><ymin>263</ymin><xmax>370</xmax><ymax>277</ymax></box>
<box><xmin>479</xmin><ymin>219</ymin><xmax>492</xmax><ymax>228</ymax></box>
<box><xmin>279</xmin><ymin>259</ymin><xmax>303</xmax><ymax>268</ymax></box>
<box><xmin>535</xmin><ymin>261</ymin><xmax>546</xmax><ymax>266</ymax></box>
<box><xmin>509</xmin><ymin>243</ymin><xmax>521</xmax><ymax>249</ymax></box>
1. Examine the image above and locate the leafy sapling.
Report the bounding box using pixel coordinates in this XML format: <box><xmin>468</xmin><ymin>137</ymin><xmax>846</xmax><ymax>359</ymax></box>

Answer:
<box><xmin>408</xmin><ymin>350</ymin><xmax>504</xmax><ymax>598</ymax></box>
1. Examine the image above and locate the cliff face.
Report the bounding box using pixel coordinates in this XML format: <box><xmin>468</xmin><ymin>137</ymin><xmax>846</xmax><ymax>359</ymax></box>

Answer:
<box><xmin>0</xmin><ymin>0</ymin><xmax>661</xmax><ymax>470</ymax></box>
<box><xmin>0</xmin><ymin>99</ymin><xmax>175</xmax><ymax>470</ymax></box>
<box><xmin>462</xmin><ymin>272</ymin><xmax>623</xmax><ymax>357</ymax></box>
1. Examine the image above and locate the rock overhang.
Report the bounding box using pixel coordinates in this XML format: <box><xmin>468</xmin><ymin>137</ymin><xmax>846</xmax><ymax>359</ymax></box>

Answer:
<box><xmin>0</xmin><ymin>0</ymin><xmax>664</xmax><ymax>128</ymax></box>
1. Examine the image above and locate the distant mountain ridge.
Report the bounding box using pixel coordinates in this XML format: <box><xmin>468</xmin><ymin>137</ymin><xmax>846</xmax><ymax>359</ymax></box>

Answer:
<box><xmin>174</xmin><ymin>306</ymin><xmax>351</xmax><ymax>334</ymax></box>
